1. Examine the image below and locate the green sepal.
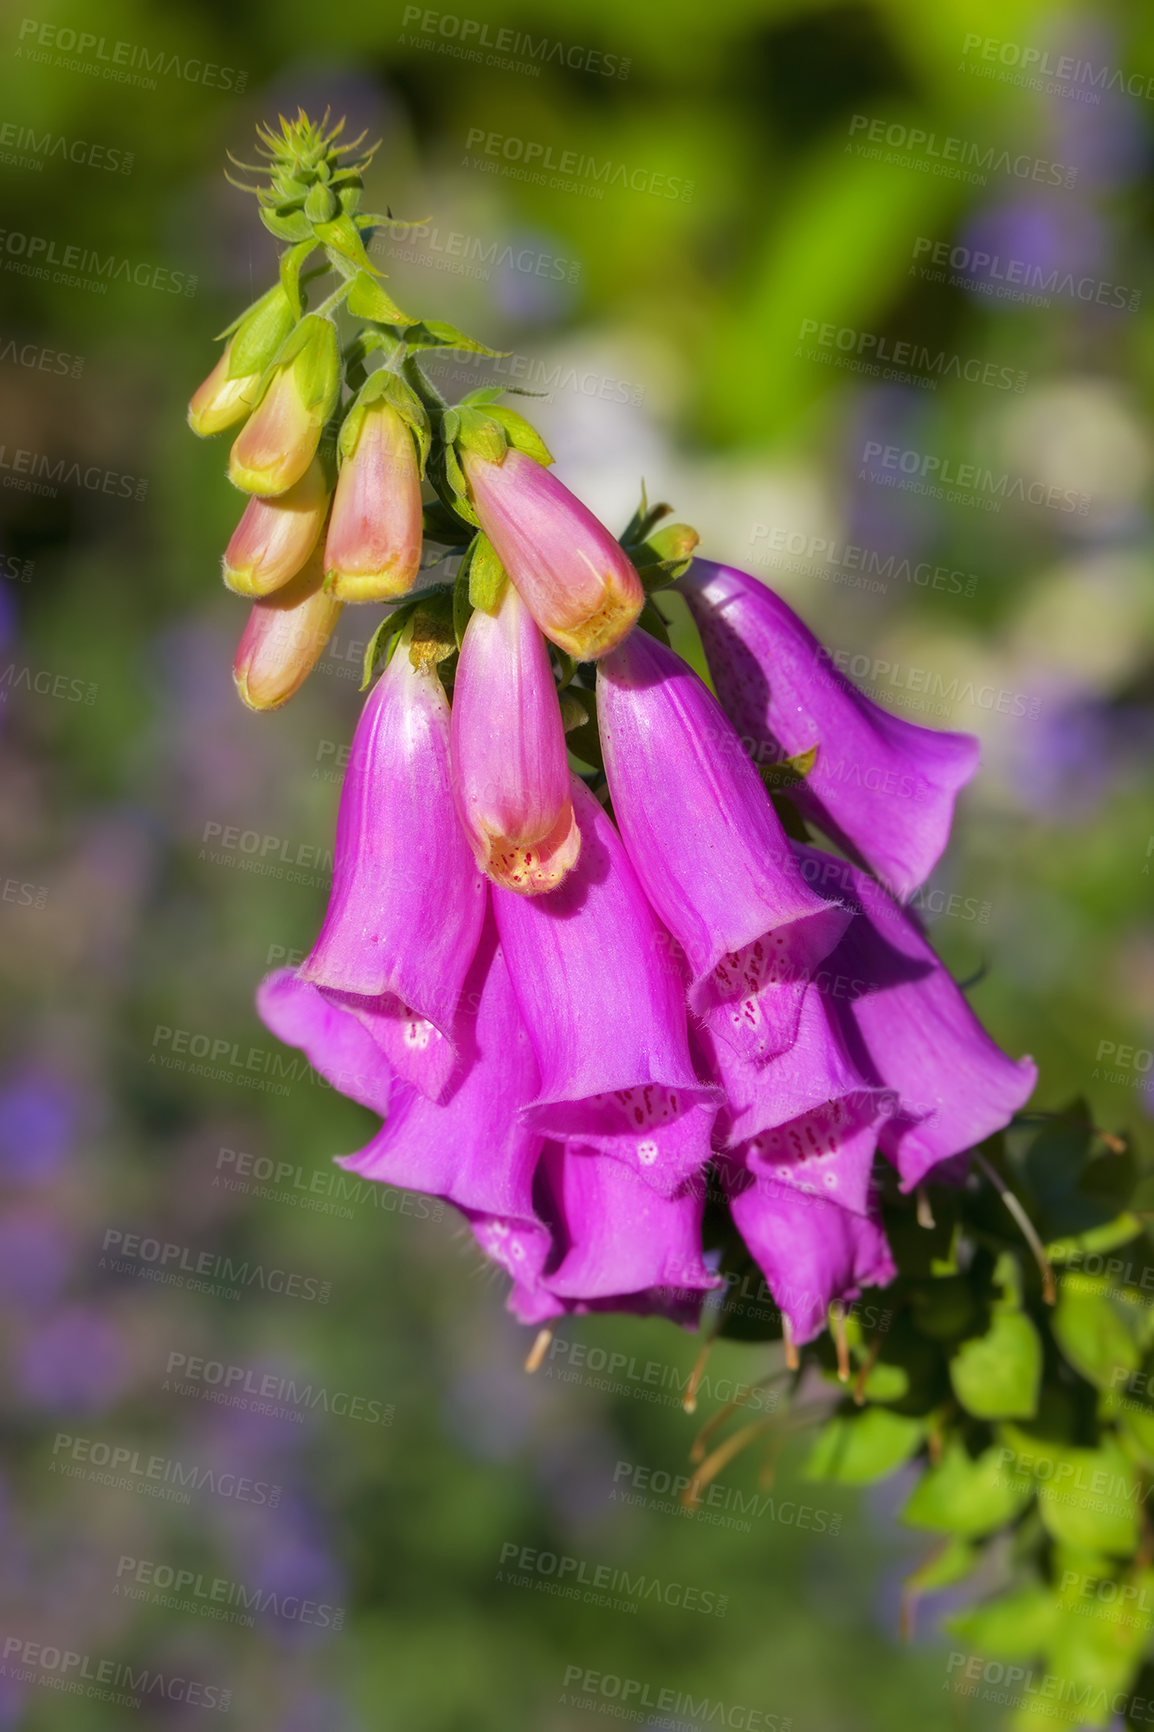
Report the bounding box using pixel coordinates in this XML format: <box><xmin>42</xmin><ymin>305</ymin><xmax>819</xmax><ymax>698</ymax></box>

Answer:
<box><xmin>272</xmin><ymin>314</ymin><xmax>341</xmax><ymax>418</ymax></box>
<box><xmin>337</xmin><ymin>370</ymin><xmax>430</xmax><ymax>477</ymax></box>
<box><xmin>452</xmin><ymin>555</ymin><xmax>474</xmax><ymax>649</ymax></box>
<box><xmin>482</xmin><ymin>405</ymin><xmax>553</xmax><ymax>466</ymax></box>
<box><xmin>305</xmin><ymin>182</ymin><xmax>339</xmax><ymax>223</ymax></box>
<box><xmin>467</xmin><ymin>534</ymin><xmax>508</xmax><ymax>614</ymax></box>
<box><xmin>630</xmin><ymin>521</ymin><xmax>700</xmax><ymax>590</ymax></box>
<box><xmin>619</xmin><ymin>483</ymin><xmax>671</xmax><ymax>549</ymax></box>
<box><xmin>759</xmin><ymin>744</ymin><xmax>817</xmax><ymax>792</ymax></box>
<box><xmin>439</xmin><ymin>443</ymin><xmax>480</xmax><ymax>529</ymax></box>
<box><xmin>361</xmin><ymin>598</ymin><xmax>425</xmax><ymax>690</ymax></box>
<box><xmin>454</xmin><ymin>407</ymin><xmax>508</xmax><ymax>463</ymax></box>
<box><xmin>950</xmin><ymin>1309</ymin><xmax>1043</xmax><ymax>1420</ymax></box>
<box><xmin>805</xmin><ymin>1406</ymin><xmax>926</xmax><ymax>1485</ymax></box>
<box><xmin>347</xmin><ymin>270</ymin><xmax>419</xmax><ymax>328</ymax></box>
<box><xmin>314</xmin><ymin>213</ymin><xmax>378</xmax><ymax>275</ymax></box>
<box><xmin>902</xmin><ymin>1438</ymin><xmax>1034</xmax><ymax>1538</ymax></box>
<box><xmin>221</xmin><ymin>283</ymin><xmax>296</xmax><ymax>380</ymax></box>
<box><xmin>402</xmin><ymin>319</ymin><xmax>511</xmax><ymax>358</ymax></box>
<box><xmin>260</xmin><ymin>206</ymin><xmax>314</xmax><ymax>243</ymax></box>
<box><xmin>421</xmin><ymin>500</ymin><xmax>474</xmax><ymax>549</ymax></box>
<box><xmin>638</xmin><ymin>598</ymin><xmax>671</xmax><ymax>647</ymax></box>
<box><xmin>277</xmin><ymin>239</ymin><xmax>317</xmax><ymax>320</ymax></box>
<box><xmin>408</xmin><ymin>594</ymin><xmax>459</xmax><ymax>670</ymax></box>
<box><xmin>559</xmin><ymin>692</ymin><xmax>590</xmax><ymax>733</ymax></box>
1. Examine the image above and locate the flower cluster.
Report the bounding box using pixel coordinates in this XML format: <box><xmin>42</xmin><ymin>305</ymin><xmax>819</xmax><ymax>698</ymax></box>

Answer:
<box><xmin>190</xmin><ymin>114</ymin><xmax>1036</xmax><ymax>1354</ymax></box>
<box><xmin>257</xmin><ymin>548</ymin><xmax>1036</xmax><ymax>1346</ymax></box>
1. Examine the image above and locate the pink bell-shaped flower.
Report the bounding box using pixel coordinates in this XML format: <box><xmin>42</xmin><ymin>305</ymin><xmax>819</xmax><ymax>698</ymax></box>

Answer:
<box><xmin>450</xmin><ymin>578</ymin><xmax>580</xmax><ymax>894</ymax></box>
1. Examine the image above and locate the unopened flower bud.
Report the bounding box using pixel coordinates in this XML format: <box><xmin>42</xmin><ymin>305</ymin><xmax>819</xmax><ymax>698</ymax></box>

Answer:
<box><xmin>233</xmin><ymin>547</ymin><xmax>342</xmax><ymax>710</ymax></box>
<box><xmin>324</xmin><ymin>399</ymin><xmax>423</xmax><ymax>602</ymax></box>
<box><xmin>223</xmin><ymin>457</ymin><xmax>330</xmax><ymax>597</ymax></box>
<box><xmin>462</xmin><ymin>449</ymin><xmax>643</xmax><ymax>661</ymax></box>
<box><xmin>229</xmin><ymin>315</ymin><xmax>340</xmax><ymax>497</ymax></box>
<box><xmin>450</xmin><ymin>578</ymin><xmax>579</xmax><ymax>894</ymax></box>
<box><xmin>188</xmin><ymin>341</ymin><xmax>261</xmax><ymax>437</ymax></box>
<box><xmin>188</xmin><ymin>283</ymin><xmax>296</xmax><ymax>437</ymax></box>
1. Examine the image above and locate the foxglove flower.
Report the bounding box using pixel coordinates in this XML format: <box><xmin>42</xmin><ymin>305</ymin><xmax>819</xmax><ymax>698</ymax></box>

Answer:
<box><xmin>323</xmin><ymin>400</ymin><xmax>424</xmax><ymax>603</ymax></box>
<box><xmin>679</xmin><ymin>560</ymin><xmax>981</xmax><ymax>899</ymax></box>
<box><xmin>298</xmin><ymin>634</ymin><xmax>486</xmax><ymax>1097</ymax></box>
<box><xmin>229</xmin><ymin>316</ymin><xmax>340</xmax><ymax>497</ymax></box>
<box><xmin>462</xmin><ymin>449</ymin><xmax>644</xmax><ymax>660</ymax></box>
<box><xmin>792</xmin><ymin>845</ymin><xmax>1037</xmax><ymax>1190</ymax></box>
<box><xmin>726</xmin><ymin>1172</ymin><xmax>896</xmax><ymax>1344</ymax></box>
<box><xmin>598</xmin><ymin>628</ymin><xmax>850</xmax><ymax>1061</ymax></box>
<box><xmin>492</xmin><ymin>1142</ymin><xmax>719</xmax><ymax>1326</ymax></box>
<box><xmin>450</xmin><ymin>579</ymin><xmax>580</xmax><ymax>894</ymax></box>
<box><xmin>223</xmin><ymin>457</ymin><xmax>329</xmax><ymax>597</ymax></box>
<box><xmin>341</xmin><ymin>915</ymin><xmax>543</xmax><ymax>1222</ymax></box>
<box><xmin>256</xmin><ymin>970</ymin><xmax>393</xmax><ymax>1117</ymax></box>
<box><xmin>493</xmin><ymin>776</ymin><xmax>718</xmax><ymax>1195</ymax></box>
<box><xmin>696</xmin><ymin>989</ymin><xmax>897</xmax><ymax>1219</ymax></box>
<box><xmin>233</xmin><ymin>549</ymin><xmax>342</xmax><ymax>711</ymax></box>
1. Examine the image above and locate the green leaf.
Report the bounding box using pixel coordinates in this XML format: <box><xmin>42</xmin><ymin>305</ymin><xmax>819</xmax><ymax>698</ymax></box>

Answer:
<box><xmin>906</xmin><ymin>1535</ymin><xmax>979</xmax><ymax>1595</ymax></box>
<box><xmin>950</xmin><ymin>1310</ymin><xmax>1043</xmax><ymax>1420</ymax></box>
<box><xmin>1034</xmin><ymin>1440</ymin><xmax>1142</xmax><ymax>1555</ymax></box>
<box><xmin>347</xmin><ymin>270</ymin><xmax>418</xmax><ymax>327</ymax></box>
<box><xmin>1047</xmin><ymin>1214</ymin><xmax>1144</xmax><ymax>1265</ymax></box>
<box><xmin>805</xmin><ymin>1406</ymin><xmax>925</xmax><ymax>1486</ymax></box>
<box><xmin>947</xmin><ymin>1585</ymin><xmax>1060</xmax><ymax>1656</ymax></box>
<box><xmin>1053</xmin><ymin>1278</ymin><xmax>1141</xmax><ymax>1389</ymax></box>
<box><xmin>902</xmin><ymin>1439</ymin><xmax>1033</xmax><ymax>1537</ymax></box>
<box><xmin>404</xmin><ymin>319</ymin><xmax>510</xmax><ymax>358</ymax></box>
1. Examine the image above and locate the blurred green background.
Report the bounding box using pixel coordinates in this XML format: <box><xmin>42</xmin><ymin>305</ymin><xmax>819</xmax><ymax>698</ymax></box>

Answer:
<box><xmin>1</xmin><ymin>0</ymin><xmax>1152</xmax><ymax>1725</ymax></box>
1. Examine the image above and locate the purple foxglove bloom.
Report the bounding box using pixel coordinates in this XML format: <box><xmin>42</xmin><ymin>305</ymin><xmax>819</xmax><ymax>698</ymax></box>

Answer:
<box><xmin>472</xmin><ymin>1142</ymin><xmax>719</xmax><ymax>1327</ymax></box>
<box><xmin>793</xmin><ymin>845</ymin><xmax>1037</xmax><ymax>1188</ymax></box>
<box><xmin>462</xmin><ymin>449</ymin><xmax>644</xmax><ymax>660</ymax></box>
<box><xmin>341</xmin><ymin>916</ymin><xmax>544</xmax><ymax>1222</ymax></box>
<box><xmin>678</xmin><ymin>560</ymin><xmax>981</xmax><ymax>900</ymax></box>
<box><xmin>450</xmin><ymin>578</ymin><xmax>580</xmax><ymax>894</ymax></box>
<box><xmin>493</xmin><ymin>775</ymin><xmax>718</xmax><ymax>1195</ymax></box>
<box><xmin>256</xmin><ymin>970</ymin><xmax>393</xmax><ymax>1116</ymax></box>
<box><xmin>298</xmin><ymin>636</ymin><xmax>486</xmax><ymax>1093</ymax></box>
<box><xmin>695</xmin><ymin>991</ymin><xmax>897</xmax><ymax>1218</ymax></box>
<box><xmin>534</xmin><ymin>1142</ymin><xmax>719</xmax><ymax>1309</ymax></box>
<box><xmin>597</xmin><ymin>628</ymin><xmax>850</xmax><ymax>1062</ymax></box>
<box><xmin>726</xmin><ymin>1172</ymin><xmax>896</xmax><ymax>1344</ymax></box>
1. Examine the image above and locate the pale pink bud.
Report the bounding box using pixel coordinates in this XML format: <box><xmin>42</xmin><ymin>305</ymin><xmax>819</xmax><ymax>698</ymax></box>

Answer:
<box><xmin>462</xmin><ymin>449</ymin><xmax>644</xmax><ymax>660</ymax></box>
<box><xmin>450</xmin><ymin>579</ymin><xmax>580</xmax><ymax>895</ymax></box>
<box><xmin>233</xmin><ymin>548</ymin><xmax>343</xmax><ymax>711</ymax></box>
<box><xmin>187</xmin><ymin>342</ymin><xmax>260</xmax><ymax>437</ymax></box>
<box><xmin>228</xmin><ymin>316</ymin><xmax>339</xmax><ymax>497</ymax></box>
<box><xmin>323</xmin><ymin>402</ymin><xmax>424</xmax><ymax>602</ymax></box>
<box><xmin>223</xmin><ymin>458</ymin><xmax>330</xmax><ymax>598</ymax></box>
